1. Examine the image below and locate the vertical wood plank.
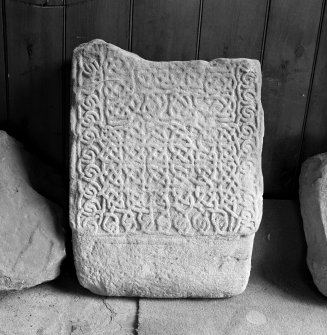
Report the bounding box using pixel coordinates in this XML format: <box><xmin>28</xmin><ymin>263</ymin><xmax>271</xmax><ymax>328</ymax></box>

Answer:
<box><xmin>65</xmin><ymin>0</ymin><xmax>130</xmax><ymax>58</ymax></box>
<box><xmin>132</xmin><ymin>0</ymin><xmax>200</xmax><ymax>61</ymax></box>
<box><xmin>6</xmin><ymin>0</ymin><xmax>64</xmax><ymax>168</ymax></box>
<box><xmin>199</xmin><ymin>0</ymin><xmax>268</xmax><ymax>60</ymax></box>
<box><xmin>261</xmin><ymin>0</ymin><xmax>324</xmax><ymax>197</ymax></box>
<box><xmin>0</xmin><ymin>0</ymin><xmax>7</xmax><ymax>127</ymax></box>
<box><xmin>301</xmin><ymin>3</ymin><xmax>327</xmax><ymax>161</ymax></box>
<box><xmin>9</xmin><ymin>0</ymin><xmax>63</xmax><ymax>5</ymax></box>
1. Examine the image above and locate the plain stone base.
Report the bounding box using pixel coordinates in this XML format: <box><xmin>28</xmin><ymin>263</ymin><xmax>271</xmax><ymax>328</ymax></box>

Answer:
<box><xmin>72</xmin><ymin>233</ymin><xmax>254</xmax><ymax>298</ymax></box>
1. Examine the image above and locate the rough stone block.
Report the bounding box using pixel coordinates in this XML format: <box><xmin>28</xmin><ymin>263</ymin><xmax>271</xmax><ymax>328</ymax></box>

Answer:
<box><xmin>300</xmin><ymin>153</ymin><xmax>327</xmax><ymax>296</ymax></box>
<box><xmin>70</xmin><ymin>40</ymin><xmax>264</xmax><ymax>297</ymax></box>
<box><xmin>0</xmin><ymin>131</ymin><xmax>65</xmax><ymax>290</ymax></box>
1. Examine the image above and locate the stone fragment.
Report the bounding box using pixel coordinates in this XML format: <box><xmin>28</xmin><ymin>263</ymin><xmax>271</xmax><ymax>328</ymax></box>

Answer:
<box><xmin>0</xmin><ymin>131</ymin><xmax>65</xmax><ymax>290</ymax></box>
<box><xmin>299</xmin><ymin>153</ymin><xmax>327</xmax><ymax>296</ymax></box>
<box><xmin>70</xmin><ymin>40</ymin><xmax>264</xmax><ymax>297</ymax></box>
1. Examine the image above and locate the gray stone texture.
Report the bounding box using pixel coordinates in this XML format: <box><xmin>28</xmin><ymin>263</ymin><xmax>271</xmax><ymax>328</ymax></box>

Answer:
<box><xmin>139</xmin><ymin>200</ymin><xmax>327</xmax><ymax>335</ymax></box>
<box><xmin>138</xmin><ymin>276</ymin><xmax>327</xmax><ymax>335</ymax></box>
<box><xmin>1</xmin><ymin>200</ymin><xmax>325</xmax><ymax>335</ymax></box>
<box><xmin>70</xmin><ymin>40</ymin><xmax>264</xmax><ymax>297</ymax></box>
<box><xmin>300</xmin><ymin>153</ymin><xmax>327</xmax><ymax>296</ymax></box>
<box><xmin>0</xmin><ymin>131</ymin><xmax>65</xmax><ymax>290</ymax></box>
<box><xmin>0</xmin><ymin>272</ymin><xmax>137</xmax><ymax>335</ymax></box>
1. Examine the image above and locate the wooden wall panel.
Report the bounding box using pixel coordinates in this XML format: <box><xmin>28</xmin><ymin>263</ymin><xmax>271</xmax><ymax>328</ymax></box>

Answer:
<box><xmin>1</xmin><ymin>0</ymin><xmax>326</xmax><ymax>199</ymax></box>
<box><xmin>65</xmin><ymin>0</ymin><xmax>130</xmax><ymax>58</ymax></box>
<box><xmin>301</xmin><ymin>4</ymin><xmax>327</xmax><ymax>162</ymax></box>
<box><xmin>132</xmin><ymin>0</ymin><xmax>200</xmax><ymax>61</ymax></box>
<box><xmin>10</xmin><ymin>0</ymin><xmax>63</xmax><ymax>5</ymax></box>
<box><xmin>0</xmin><ymin>0</ymin><xmax>7</xmax><ymax>127</ymax></box>
<box><xmin>199</xmin><ymin>0</ymin><xmax>268</xmax><ymax>60</ymax></box>
<box><xmin>261</xmin><ymin>0</ymin><xmax>324</xmax><ymax>197</ymax></box>
<box><xmin>6</xmin><ymin>0</ymin><xmax>64</xmax><ymax>168</ymax></box>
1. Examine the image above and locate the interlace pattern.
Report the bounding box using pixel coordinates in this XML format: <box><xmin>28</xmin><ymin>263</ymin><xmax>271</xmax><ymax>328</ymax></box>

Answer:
<box><xmin>70</xmin><ymin>41</ymin><xmax>263</xmax><ymax>237</ymax></box>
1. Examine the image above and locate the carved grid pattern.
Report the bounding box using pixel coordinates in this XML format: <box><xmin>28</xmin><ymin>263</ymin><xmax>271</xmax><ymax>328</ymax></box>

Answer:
<box><xmin>70</xmin><ymin>41</ymin><xmax>263</xmax><ymax>237</ymax></box>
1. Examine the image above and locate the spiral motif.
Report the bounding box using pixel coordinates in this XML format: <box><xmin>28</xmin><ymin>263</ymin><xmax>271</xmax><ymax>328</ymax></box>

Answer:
<box><xmin>192</xmin><ymin>212</ymin><xmax>210</xmax><ymax>234</ymax></box>
<box><xmin>173</xmin><ymin>216</ymin><xmax>191</xmax><ymax>235</ymax></box>
<box><xmin>101</xmin><ymin>213</ymin><xmax>120</xmax><ymax>234</ymax></box>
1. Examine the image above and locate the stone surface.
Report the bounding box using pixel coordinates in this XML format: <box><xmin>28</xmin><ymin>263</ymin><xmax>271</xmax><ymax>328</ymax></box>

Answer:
<box><xmin>70</xmin><ymin>39</ymin><xmax>264</xmax><ymax>297</ymax></box>
<box><xmin>0</xmin><ymin>131</ymin><xmax>65</xmax><ymax>290</ymax></box>
<box><xmin>0</xmin><ymin>270</ymin><xmax>137</xmax><ymax>335</ymax></box>
<box><xmin>1</xmin><ymin>200</ymin><xmax>325</xmax><ymax>335</ymax></box>
<box><xmin>138</xmin><ymin>276</ymin><xmax>327</xmax><ymax>335</ymax></box>
<box><xmin>300</xmin><ymin>153</ymin><xmax>327</xmax><ymax>296</ymax></box>
<box><xmin>139</xmin><ymin>200</ymin><xmax>327</xmax><ymax>335</ymax></box>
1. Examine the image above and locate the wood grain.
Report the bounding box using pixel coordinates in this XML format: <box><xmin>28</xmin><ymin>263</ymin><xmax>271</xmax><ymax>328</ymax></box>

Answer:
<box><xmin>6</xmin><ymin>0</ymin><xmax>64</xmax><ymax>168</ymax></box>
<box><xmin>0</xmin><ymin>1</ymin><xmax>7</xmax><ymax>127</ymax></box>
<box><xmin>301</xmin><ymin>4</ymin><xmax>327</xmax><ymax>161</ymax></box>
<box><xmin>1</xmin><ymin>0</ymin><xmax>326</xmax><ymax>200</ymax></box>
<box><xmin>65</xmin><ymin>0</ymin><xmax>130</xmax><ymax>58</ymax></box>
<box><xmin>261</xmin><ymin>0</ymin><xmax>324</xmax><ymax>197</ymax></box>
<box><xmin>132</xmin><ymin>0</ymin><xmax>200</xmax><ymax>61</ymax></box>
<box><xmin>7</xmin><ymin>0</ymin><xmax>63</xmax><ymax>5</ymax></box>
<box><xmin>199</xmin><ymin>0</ymin><xmax>268</xmax><ymax>60</ymax></box>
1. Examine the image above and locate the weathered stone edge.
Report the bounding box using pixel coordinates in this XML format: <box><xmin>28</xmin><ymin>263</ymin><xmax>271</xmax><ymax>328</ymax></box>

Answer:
<box><xmin>72</xmin><ymin>38</ymin><xmax>262</xmax><ymax>69</ymax></box>
<box><xmin>299</xmin><ymin>153</ymin><xmax>327</xmax><ymax>296</ymax></box>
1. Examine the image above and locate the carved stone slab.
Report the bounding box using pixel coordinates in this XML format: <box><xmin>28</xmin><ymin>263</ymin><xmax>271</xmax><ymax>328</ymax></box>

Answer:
<box><xmin>70</xmin><ymin>40</ymin><xmax>264</xmax><ymax>297</ymax></box>
<box><xmin>300</xmin><ymin>153</ymin><xmax>327</xmax><ymax>297</ymax></box>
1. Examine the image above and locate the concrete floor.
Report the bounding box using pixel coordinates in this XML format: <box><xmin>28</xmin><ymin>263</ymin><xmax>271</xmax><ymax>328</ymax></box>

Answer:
<box><xmin>0</xmin><ymin>272</ymin><xmax>137</xmax><ymax>335</ymax></box>
<box><xmin>1</xmin><ymin>200</ymin><xmax>326</xmax><ymax>334</ymax></box>
<box><xmin>139</xmin><ymin>272</ymin><xmax>327</xmax><ymax>335</ymax></box>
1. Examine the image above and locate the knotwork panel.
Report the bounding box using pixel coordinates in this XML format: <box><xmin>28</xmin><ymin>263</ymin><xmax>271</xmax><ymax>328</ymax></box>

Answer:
<box><xmin>70</xmin><ymin>41</ymin><xmax>263</xmax><ymax>237</ymax></box>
